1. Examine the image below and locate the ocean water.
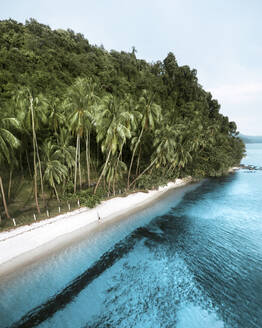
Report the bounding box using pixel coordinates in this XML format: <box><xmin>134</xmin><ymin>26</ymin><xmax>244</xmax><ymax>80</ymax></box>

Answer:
<box><xmin>0</xmin><ymin>144</ymin><xmax>261</xmax><ymax>328</ymax></box>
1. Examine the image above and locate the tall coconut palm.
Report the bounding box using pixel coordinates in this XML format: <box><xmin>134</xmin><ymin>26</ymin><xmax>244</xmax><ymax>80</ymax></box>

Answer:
<box><xmin>46</xmin><ymin>97</ymin><xmax>65</xmax><ymax>133</ymax></box>
<box><xmin>54</xmin><ymin>128</ymin><xmax>75</xmax><ymax>170</ymax></box>
<box><xmin>154</xmin><ymin>125</ymin><xmax>178</xmax><ymax>170</ymax></box>
<box><xmin>66</xmin><ymin>77</ymin><xmax>98</xmax><ymax>192</ymax></box>
<box><xmin>104</xmin><ymin>156</ymin><xmax>127</xmax><ymax>195</ymax></box>
<box><xmin>0</xmin><ymin>113</ymin><xmax>20</xmax><ymax>219</ymax></box>
<box><xmin>9</xmin><ymin>97</ymin><xmax>32</xmax><ymax>178</ymax></box>
<box><xmin>14</xmin><ymin>88</ymin><xmax>47</xmax><ymax>213</ymax></box>
<box><xmin>94</xmin><ymin>95</ymin><xmax>133</xmax><ymax>194</ymax></box>
<box><xmin>169</xmin><ymin>125</ymin><xmax>193</xmax><ymax>174</ymax></box>
<box><xmin>129</xmin><ymin>157</ymin><xmax>158</xmax><ymax>188</ymax></box>
<box><xmin>130</xmin><ymin>123</ymin><xmax>191</xmax><ymax>188</ymax></box>
<box><xmin>127</xmin><ymin>89</ymin><xmax>162</xmax><ymax>189</ymax></box>
<box><xmin>129</xmin><ymin>126</ymin><xmax>176</xmax><ymax>188</ymax></box>
<box><xmin>53</xmin><ymin>128</ymin><xmax>75</xmax><ymax>191</ymax></box>
<box><xmin>42</xmin><ymin>140</ymin><xmax>68</xmax><ymax>202</ymax></box>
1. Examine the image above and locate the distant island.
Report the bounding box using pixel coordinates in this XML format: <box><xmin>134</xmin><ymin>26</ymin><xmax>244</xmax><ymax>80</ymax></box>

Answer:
<box><xmin>239</xmin><ymin>134</ymin><xmax>262</xmax><ymax>144</ymax></box>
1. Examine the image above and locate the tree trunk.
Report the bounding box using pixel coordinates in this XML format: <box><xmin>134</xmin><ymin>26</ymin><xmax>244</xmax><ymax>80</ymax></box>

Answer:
<box><xmin>74</xmin><ymin>134</ymin><xmax>79</xmax><ymax>193</ymax></box>
<box><xmin>94</xmin><ymin>149</ymin><xmax>112</xmax><ymax>194</ymax></box>
<box><xmin>135</xmin><ymin>145</ymin><xmax>142</xmax><ymax>176</ymax></box>
<box><xmin>108</xmin><ymin>179</ymin><xmax>111</xmax><ymax>196</ymax></box>
<box><xmin>112</xmin><ymin>176</ymin><xmax>116</xmax><ymax>196</ymax></box>
<box><xmin>33</xmin><ymin>138</ymin><xmax>40</xmax><ymax>213</ymax></box>
<box><xmin>8</xmin><ymin>169</ymin><xmax>13</xmax><ymax>201</ymax></box>
<box><xmin>167</xmin><ymin>163</ymin><xmax>176</xmax><ymax>175</ymax></box>
<box><xmin>30</xmin><ymin>97</ymin><xmax>40</xmax><ymax>213</ymax></box>
<box><xmin>78</xmin><ymin>137</ymin><xmax>82</xmax><ymax>190</ymax></box>
<box><xmin>53</xmin><ymin>184</ymin><xmax>60</xmax><ymax>202</ymax></box>
<box><xmin>96</xmin><ymin>143</ymin><xmax>99</xmax><ymax>175</ymax></box>
<box><xmin>114</xmin><ymin>146</ymin><xmax>123</xmax><ymax>196</ymax></box>
<box><xmin>30</xmin><ymin>96</ymin><xmax>44</xmax><ymax>206</ymax></box>
<box><xmin>0</xmin><ymin>176</ymin><xmax>11</xmax><ymax>219</ymax></box>
<box><xmin>35</xmin><ymin>136</ymin><xmax>44</xmax><ymax>205</ymax></box>
<box><xmin>127</xmin><ymin>126</ymin><xmax>144</xmax><ymax>189</ymax></box>
<box><xmin>34</xmin><ymin>166</ymin><xmax>40</xmax><ymax>214</ymax></box>
<box><xmin>130</xmin><ymin>157</ymin><xmax>157</xmax><ymax>188</ymax></box>
<box><xmin>88</xmin><ymin>131</ymin><xmax>92</xmax><ymax>179</ymax></box>
<box><xmin>86</xmin><ymin>134</ymin><xmax>91</xmax><ymax>187</ymax></box>
<box><xmin>116</xmin><ymin>145</ymin><xmax>123</xmax><ymax>171</ymax></box>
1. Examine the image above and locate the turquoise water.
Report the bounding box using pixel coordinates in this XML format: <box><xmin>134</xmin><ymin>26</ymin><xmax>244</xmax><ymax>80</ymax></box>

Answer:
<box><xmin>0</xmin><ymin>144</ymin><xmax>262</xmax><ymax>328</ymax></box>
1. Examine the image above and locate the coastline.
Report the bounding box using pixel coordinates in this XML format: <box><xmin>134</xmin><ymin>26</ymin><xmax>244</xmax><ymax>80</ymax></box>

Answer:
<box><xmin>228</xmin><ymin>166</ymin><xmax>240</xmax><ymax>173</ymax></box>
<box><xmin>0</xmin><ymin>177</ymin><xmax>193</xmax><ymax>279</ymax></box>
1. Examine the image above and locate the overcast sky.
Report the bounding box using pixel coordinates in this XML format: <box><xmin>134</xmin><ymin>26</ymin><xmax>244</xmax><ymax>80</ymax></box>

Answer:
<box><xmin>1</xmin><ymin>0</ymin><xmax>262</xmax><ymax>135</ymax></box>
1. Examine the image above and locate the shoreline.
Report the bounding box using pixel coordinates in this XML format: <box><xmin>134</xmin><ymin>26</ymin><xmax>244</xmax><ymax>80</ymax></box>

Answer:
<box><xmin>0</xmin><ymin>177</ymin><xmax>193</xmax><ymax>279</ymax></box>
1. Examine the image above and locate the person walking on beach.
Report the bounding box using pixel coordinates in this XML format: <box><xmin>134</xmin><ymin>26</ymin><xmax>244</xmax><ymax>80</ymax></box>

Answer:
<box><xmin>97</xmin><ymin>211</ymin><xmax>101</xmax><ymax>222</ymax></box>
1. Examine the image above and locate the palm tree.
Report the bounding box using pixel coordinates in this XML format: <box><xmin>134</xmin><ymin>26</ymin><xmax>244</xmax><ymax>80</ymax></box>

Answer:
<box><xmin>14</xmin><ymin>88</ymin><xmax>47</xmax><ymax>213</ymax></box>
<box><xmin>127</xmin><ymin>89</ymin><xmax>162</xmax><ymax>189</ymax></box>
<box><xmin>129</xmin><ymin>126</ymin><xmax>175</xmax><ymax>188</ymax></box>
<box><xmin>104</xmin><ymin>156</ymin><xmax>127</xmax><ymax>195</ymax></box>
<box><xmin>53</xmin><ymin>128</ymin><xmax>75</xmax><ymax>192</ymax></box>
<box><xmin>46</xmin><ymin>97</ymin><xmax>65</xmax><ymax>133</ymax></box>
<box><xmin>154</xmin><ymin>125</ymin><xmax>178</xmax><ymax>170</ymax></box>
<box><xmin>65</xmin><ymin>77</ymin><xmax>98</xmax><ymax>192</ymax></box>
<box><xmin>168</xmin><ymin>123</ymin><xmax>194</xmax><ymax>175</ymax></box>
<box><xmin>94</xmin><ymin>95</ymin><xmax>133</xmax><ymax>194</ymax></box>
<box><xmin>0</xmin><ymin>113</ymin><xmax>20</xmax><ymax>219</ymax></box>
<box><xmin>42</xmin><ymin>140</ymin><xmax>68</xmax><ymax>202</ymax></box>
<box><xmin>54</xmin><ymin>128</ymin><xmax>75</xmax><ymax>170</ymax></box>
<box><xmin>9</xmin><ymin>97</ymin><xmax>32</xmax><ymax>178</ymax></box>
<box><xmin>130</xmin><ymin>124</ymin><xmax>188</xmax><ymax>188</ymax></box>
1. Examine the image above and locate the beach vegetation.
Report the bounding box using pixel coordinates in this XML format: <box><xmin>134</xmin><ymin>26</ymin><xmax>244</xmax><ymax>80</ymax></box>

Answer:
<box><xmin>0</xmin><ymin>19</ymin><xmax>245</xmax><ymax>230</ymax></box>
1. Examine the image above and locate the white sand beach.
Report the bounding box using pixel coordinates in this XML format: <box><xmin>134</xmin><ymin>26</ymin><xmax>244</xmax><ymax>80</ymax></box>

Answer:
<box><xmin>0</xmin><ymin>177</ymin><xmax>192</xmax><ymax>278</ymax></box>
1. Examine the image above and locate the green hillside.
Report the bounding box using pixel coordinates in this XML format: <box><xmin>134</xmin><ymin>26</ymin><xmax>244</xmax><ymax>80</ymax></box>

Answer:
<box><xmin>0</xmin><ymin>18</ymin><xmax>245</xmax><ymax>229</ymax></box>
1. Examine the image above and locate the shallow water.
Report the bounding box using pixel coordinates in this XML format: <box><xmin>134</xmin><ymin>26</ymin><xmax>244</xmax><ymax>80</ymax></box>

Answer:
<box><xmin>0</xmin><ymin>144</ymin><xmax>261</xmax><ymax>328</ymax></box>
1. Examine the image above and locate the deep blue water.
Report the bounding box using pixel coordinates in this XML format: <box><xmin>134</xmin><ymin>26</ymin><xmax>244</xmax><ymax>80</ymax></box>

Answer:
<box><xmin>0</xmin><ymin>144</ymin><xmax>262</xmax><ymax>328</ymax></box>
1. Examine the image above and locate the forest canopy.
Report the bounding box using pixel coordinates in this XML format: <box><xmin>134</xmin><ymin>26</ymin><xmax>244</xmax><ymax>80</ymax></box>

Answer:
<box><xmin>0</xmin><ymin>18</ymin><xmax>245</xmax><ymax>222</ymax></box>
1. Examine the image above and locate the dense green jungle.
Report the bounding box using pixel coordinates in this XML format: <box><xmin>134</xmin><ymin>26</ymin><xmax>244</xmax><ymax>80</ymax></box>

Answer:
<box><xmin>0</xmin><ymin>18</ymin><xmax>245</xmax><ymax>230</ymax></box>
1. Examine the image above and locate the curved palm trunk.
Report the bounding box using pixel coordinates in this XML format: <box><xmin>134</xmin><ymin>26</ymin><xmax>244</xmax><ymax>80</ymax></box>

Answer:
<box><xmin>114</xmin><ymin>145</ymin><xmax>123</xmax><ymax>195</ymax></box>
<box><xmin>129</xmin><ymin>157</ymin><xmax>157</xmax><ymax>188</ymax></box>
<box><xmin>115</xmin><ymin>144</ymin><xmax>123</xmax><ymax>175</ymax></box>
<box><xmin>8</xmin><ymin>169</ymin><xmax>13</xmax><ymax>201</ymax></box>
<box><xmin>74</xmin><ymin>134</ymin><xmax>80</xmax><ymax>193</ymax></box>
<box><xmin>0</xmin><ymin>176</ymin><xmax>11</xmax><ymax>219</ymax></box>
<box><xmin>33</xmin><ymin>149</ymin><xmax>40</xmax><ymax>214</ymax></box>
<box><xmin>127</xmin><ymin>125</ymin><xmax>144</xmax><ymax>189</ymax></box>
<box><xmin>35</xmin><ymin>137</ymin><xmax>45</xmax><ymax>205</ymax></box>
<box><xmin>78</xmin><ymin>138</ymin><xmax>82</xmax><ymax>190</ymax></box>
<box><xmin>112</xmin><ymin>175</ymin><xmax>116</xmax><ymax>196</ymax></box>
<box><xmin>53</xmin><ymin>183</ymin><xmax>60</xmax><ymax>202</ymax></box>
<box><xmin>33</xmin><ymin>134</ymin><xmax>40</xmax><ymax>213</ymax></box>
<box><xmin>108</xmin><ymin>179</ymin><xmax>111</xmax><ymax>196</ymax></box>
<box><xmin>30</xmin><ymin>97</ymin><xmax>40</xmax><ymax>213</ymax></box>
<box><xmin>112</xmin><ymin>177</ymin><xmax>115</xmax><ymax>196</ymax></box>
<box><xmin>94</xmin><ymin>149</ymin><xmax>112</xmax><ymax>194</ymax></box>
<box><xmin>86</xmin><ymin>134</ymin><xmax>91</xmax><ymax>187</ymax></box>
<box><xmin>167</xmin><ymin>163</ymin><xmax>174</xmax><ymax>174</ymax></box>
<box><xmin>135</xmin><ymin>144</ymin><xmax>142</xmax><ymax>176</ymax></box>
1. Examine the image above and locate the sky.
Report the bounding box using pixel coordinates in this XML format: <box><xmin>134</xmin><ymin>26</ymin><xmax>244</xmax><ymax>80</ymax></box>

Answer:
<box><xmin>1</xmin><ymin>0</ymin><xmax>262</xmax><ymax>135</ymax></box>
